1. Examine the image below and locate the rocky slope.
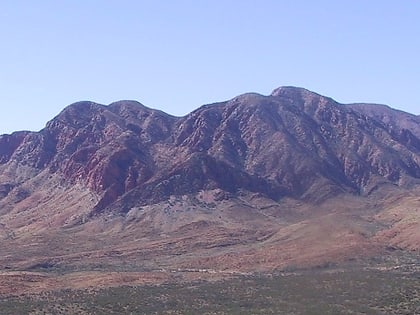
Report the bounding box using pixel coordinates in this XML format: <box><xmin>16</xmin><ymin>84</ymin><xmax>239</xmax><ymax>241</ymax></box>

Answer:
<box><xmin>1</xmin><ymin>87</ymin><xmax>419</xmax><ymax>214</ymax></box>
<box><xmin>0</xmin><ymin>86</ymin><xmax>419</xmax><ymax>281</ymax></box>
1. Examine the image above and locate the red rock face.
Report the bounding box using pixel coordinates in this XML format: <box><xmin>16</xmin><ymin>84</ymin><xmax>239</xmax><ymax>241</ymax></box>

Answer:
<box><xmin>1</xmin><ymin>88</ymin><xmax>419</xmax><ymax>214</ymax></box>
<box><xmin>0</xmin><ymin>131</ymin><xmax>29</xmax><ymax>164</ymax></box>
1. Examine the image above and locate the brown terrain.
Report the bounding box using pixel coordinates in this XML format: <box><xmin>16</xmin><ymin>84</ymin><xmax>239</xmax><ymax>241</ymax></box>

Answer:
<box><xmin>0</xmin><ymin>86</ymin><xmax>419</xmax><ymax>296</ymax></box>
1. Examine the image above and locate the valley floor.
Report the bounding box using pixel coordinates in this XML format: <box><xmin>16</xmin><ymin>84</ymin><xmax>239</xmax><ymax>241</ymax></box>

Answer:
<box><xmin>0</xmin><ymin>255</ymin><xmax>418</xmax><ymax>315</ymax></box>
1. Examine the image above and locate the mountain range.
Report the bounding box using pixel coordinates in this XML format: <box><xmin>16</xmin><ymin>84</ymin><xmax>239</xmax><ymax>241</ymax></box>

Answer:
<box><xmin>0</xmin><ymin>86</ymin><xmax>419</xmax><ymax>294</ymax></box>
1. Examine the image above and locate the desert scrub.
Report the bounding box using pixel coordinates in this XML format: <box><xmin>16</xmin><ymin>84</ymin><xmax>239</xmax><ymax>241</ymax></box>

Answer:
<box><xmin>0</xmin><ymin>268</ymin><xmax>418</xmax><ymax>314</ymax></box>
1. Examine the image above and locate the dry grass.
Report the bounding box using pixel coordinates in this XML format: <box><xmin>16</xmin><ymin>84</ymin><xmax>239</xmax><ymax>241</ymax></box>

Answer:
<box><xmin>0</xmin><ymin>265</ymin><xmax>418</xmax><ymax>315</ymax></box>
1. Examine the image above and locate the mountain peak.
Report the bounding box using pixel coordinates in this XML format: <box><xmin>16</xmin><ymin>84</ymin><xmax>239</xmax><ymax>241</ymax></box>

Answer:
<box><xmin>270</xmin><ymin>86</ymin><xmax>335</xmax><ymax>104</ymax></box>
<box><xmin>0</xmin><ymin>86</ymin><xmax>419</xmax><ymax>286</ymax></box>
<box><xmin>1</xmin><ymin>88</ymin><xmax>419</xmax><ymax>210</ymax></box>
<box><xmin>108</xmin><ymin>100</ymin><xmax>148</xmax><ymax>112</ymax></box>
<box><xmin>47</xmin><ymin>101</ymin><xmax>107</xmax><ymax>129</ymax></box>
<box><xmin>2</xmin><ymin>87</ymin><xmax>419</xmax><ymax>211</ymax></box>
<box><xmin>271</xmin><ymin>85</ymin><xmax>315</xmax><ymax>96</ymax></box>
<box><xmin>59</xmin><ymin>101</ymin><xmax>105</xmax><ymax>114</ymax></box>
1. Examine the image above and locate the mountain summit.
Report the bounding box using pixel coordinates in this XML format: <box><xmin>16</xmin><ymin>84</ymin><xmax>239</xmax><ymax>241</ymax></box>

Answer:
<box><xmin>0</xmin><ymin>87</ymin><xmax>419</xmax><ymax>278</ymax></box>
<box><xmin>1</xmin><ymin>87</ymin><xmax>419</xmax><ymax>213</ymax></box>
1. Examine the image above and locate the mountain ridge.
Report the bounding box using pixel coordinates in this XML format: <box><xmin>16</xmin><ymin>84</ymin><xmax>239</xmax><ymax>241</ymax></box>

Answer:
<box><xmin>0</xmin><ymin>86</ymin><xmax>419</xmax><ymax>288</ymax></box>
<box><xmin>1</xmin><ymin>86</ymin><xmax>419</xmax><ymax>213</ymax></box>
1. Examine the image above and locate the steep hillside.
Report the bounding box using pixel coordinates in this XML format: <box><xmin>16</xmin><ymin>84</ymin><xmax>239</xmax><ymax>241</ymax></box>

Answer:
<box><xmin>0</xmin><ymin>87</ymin><xmax>419</xmax><ymax>293</ymax></box>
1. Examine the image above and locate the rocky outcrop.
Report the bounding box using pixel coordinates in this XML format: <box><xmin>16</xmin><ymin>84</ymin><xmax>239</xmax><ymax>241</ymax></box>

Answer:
<box><xmin>0</xmin><ymin>87</ymin><xmax>419</xmax><ymax>216</ymax></box>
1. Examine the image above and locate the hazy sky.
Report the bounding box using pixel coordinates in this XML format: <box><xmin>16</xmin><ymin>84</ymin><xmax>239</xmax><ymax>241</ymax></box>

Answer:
<box><xmin>1</xmin><ymin>1</ymin><xmax>419</xmax><ymax>134</ymax></box>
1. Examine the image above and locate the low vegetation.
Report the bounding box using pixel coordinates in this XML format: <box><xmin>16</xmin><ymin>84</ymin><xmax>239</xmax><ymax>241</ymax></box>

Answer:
<box><xmin>1</xmin><ymin>266</ymin><xmax>418</xmax><ymax>315</ymax></box>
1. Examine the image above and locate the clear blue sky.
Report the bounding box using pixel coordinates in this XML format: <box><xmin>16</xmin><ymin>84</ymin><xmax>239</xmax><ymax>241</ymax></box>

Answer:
<box><xmin>1</xmin><ymin>1</ymin><xmax>419</xmax><ymax>134</ymax></box>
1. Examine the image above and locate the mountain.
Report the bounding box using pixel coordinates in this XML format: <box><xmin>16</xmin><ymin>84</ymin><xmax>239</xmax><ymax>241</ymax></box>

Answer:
<box><xmin>0</xmin><ymin>87</ymin><xmax>419</xmax><ymax>294</ymax></box>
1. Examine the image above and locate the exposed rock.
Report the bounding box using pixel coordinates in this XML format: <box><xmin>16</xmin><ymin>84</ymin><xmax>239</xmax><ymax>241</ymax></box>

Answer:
<box><xmin>0</xmin><ymin>88</ymin><xmax>419</xmax><ymax>215</ymax></box>
<box><xmin>0</xmin><ymin>86</ymin><xmax>419</xmax><ymax>285</ymax></box>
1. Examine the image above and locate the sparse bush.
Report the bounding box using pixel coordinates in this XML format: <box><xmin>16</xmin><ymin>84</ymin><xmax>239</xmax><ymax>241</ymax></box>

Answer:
<box><xmin>0</xmin><ymin>267</ymin><xmax>418</xmax><ymax>314</ymax></box>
